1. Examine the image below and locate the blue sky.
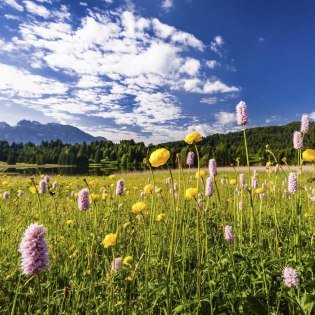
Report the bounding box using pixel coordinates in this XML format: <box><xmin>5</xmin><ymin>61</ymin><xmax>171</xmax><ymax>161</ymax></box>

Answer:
<box><xmin>0</xmin><ymin>0</ymin><xmax>314</xmax><ymax>143</ymax></box>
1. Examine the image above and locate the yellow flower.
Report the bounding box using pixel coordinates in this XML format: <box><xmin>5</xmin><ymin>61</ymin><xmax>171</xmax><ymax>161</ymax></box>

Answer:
<box><xmin>184</xmin><ymin>131</ymin><xmax>202</xmax><ymax>144</ymax></box>
<box><xmin>66</xmin><ymin>220</ymin><xmax>74</xmax><ymax>225</ymax></box>
<box><xmin>110</xmin><ymin>183</ymin><xmax>115</xmax><ymax>188</ymax></box>
<box><xmin>90</xmin><ymin>193</ymin><xmax>99</xmax><ymax>202</ymax></box>
<box><xmin>149</xmin><ymin>148</ymin><xmax>170</xmax><ymax>167</ymax></box>
<box><xmin>29</xmin><ymin>186</ymin><xmax>36</xmax><ymax>194</ymax></box>
<box><xmin>123</xmin><ymin>256</ymin><xmax>133</xmax><ymax>264</ymax></box>
<box><xmin>156</xmin><ymin>213</ymin><xmax>165</xmax><ymax>221</ymax></box>
<box><xmin>266</xmin><ymin>161</ymin><xmax>272</xmax><ymax>167</ymax></box>
<box><xmin>302</xmin><ymin>149</ymin><xmax>315</xmax><ymax>162</ymax></box>
<box><xmin>109</xmin><ymin>174</ymin><xmax>116</xmax><ymax>180</ymax></box>
<box><xmin>185</xmin><ymin>187</ymin><xmax>198</xmax><ymax>199</ymax></box>
<box><xmin>156</xmin><ymin>187</ymin><xmax>163</xmax><ymax>193</ymax></box>
<box><xmin>102</xmin><ymin>233</ymin><xmax>117</xmax><ymax>248</ymax></box>
<box><xmin>102</xmin><ymin>192</ymin><xmax>110</xmax><ymax>200</ymax></box>
<box><xmin>132</xmin><ymin>202</ymin><xmax>147</xmax><ymax>213</ymax></box>
<box><xmin>255</xmin><ymin>187</ymin><xmax>264</xmax><ymax>194</ymax></box>
<box><xmin>144</xmin><ymin>184</ymin><xmax>154</xmax><ymax>194</ymax></box>
<box><xmin>229</xmin><ymin>179</ymin><xmax>237</xmax><ymax>185</ymax></box>
<box><xmin>84</xmin><ymin>269</ymin><xmax>91</xmax><ymax>276</ymax></box>
<box><xmin>125</xmin><ymin>276</ymin><xmax>133</xmax><ymax>282</ymax></box>
<box><xmin>195</xmin><ymin>170</ymin><xmax>205</xmax><ymax>179</ymax></box>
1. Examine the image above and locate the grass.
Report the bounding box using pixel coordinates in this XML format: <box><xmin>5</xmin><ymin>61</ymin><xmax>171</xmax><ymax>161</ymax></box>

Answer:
<box><xmin>0</xmin><ymin>160</ymin><xmax>314</xmax><ymax>314</ymax></box>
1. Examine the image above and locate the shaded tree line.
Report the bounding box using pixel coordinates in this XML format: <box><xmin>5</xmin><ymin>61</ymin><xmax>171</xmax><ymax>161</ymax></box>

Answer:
<box><xmin>0</xmin><ymin>122</ymin><xmax>314</xmax><ymax>170</ymax></box>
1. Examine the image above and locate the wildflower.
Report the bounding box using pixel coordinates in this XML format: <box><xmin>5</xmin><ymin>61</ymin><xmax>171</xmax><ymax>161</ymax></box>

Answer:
<box><xmin>140</xmin><ymin>191</ymin><xmax>146</xmax><ymax>198</ymax></box>
<box><xmin>205</xmin><ymin>177</ymin><xmax>213</xmax><ymax>197</ymax></box>
<box><xmin>288</xmin><ymin>173</ymin><xmax>298</xmax><ymax>194</ymax></box>
<box><xmin>90</xmin><ymin>193</ymin><xmax>99</xmax><ymax>202</ymax></box>
<box><xmin>52</xmin><ymin>181</ymin><xmax>57</xmax><ymax>189</ymax></box>
<box><xmin>255</xmin><ymin>187</ymin><xmax>264</xmax><ymax>194</ymax></box>
<box><xmin>66</xmin><ymin>220</ymin><xmax>74</xmax><ymax>226</ymax></box>
<box><xmin>102</xmin><ymin>233</ymin><xmax>117</xmax><ymax>248</ymax></box>
<box><xmin>185</xmin><ymin>188</ymin><xmax>198</xmax><ymax>199</ymax></box>
<box><xmin>195</xmin><ymin>170</ymin><xmax>205</xmax><ymax>179</ymax></box>
<box><xmin>165</xmin><ymin>177</ymin><xmax>171</xmax><ymax>185</ymax></box>
<box><xmin>132</xmin><ymin>202</ymin><xmax>147</xmax><ymax>213</ymax></box>
<box><xmin>173</xmin><ymin>182</ymin><xmax>178</xmax><ymax>191</ymax></box>
<box><xmin>2</xmin><ymin>191</ymin><xmax>9</xmax><ymax>199</ymax></box>
<box><xmin>208</xmin><ymin>159</ymin><xmax>217</xmax><ymax>178</ymax></box>
<box><xmin>29</xmin><ymin>186</ymin><xmax>37</xmax><ymax>194</ymax></box>
<box><xmin>102</xmin><ymin>192</ymin><xmax>110</xmax><ymax>200</ymax></box>
<box><xmin>293</xmin><ymin>131</ymin><xmax>303</xmax><ymax>149</ymax></box>
<box><xmin>39</xmin><ymin>180</ymin><xmax>47</xmax><ymax>194</ymax></box>
<box><xmin>149</xmin><ymin>148</ymin><xmax>170</xmax><ymax>167</ymax></box>
<box><xmin>125</xmin><ymin>276</ymin><xmax>133</xmax><ymax>282</ymax></box>
<box><xmin>44</xmin><ymin>175</ymin><xmax>50</xmax><ymax>183</ymax></box>
<box><xmin>184</xmin><ymin>131</ymin><xmax>202</xmax><ymax>144</ymax></box>
<box><xmin>251</xmin><ymin>177</ymin><xmax>258</xmax><ymax>189</ymax></box>
<box><xmin>144</xmin><ymin>184</ymin><xmax>154</xmax><ymax>194</ymax></box>
<box><xmin>282</xmin><ymin>267</ymin><xmax>300</xmax><ymax>288</ymax></box>
<box><xmin>123</xmin><ymin>256</ymin><xmax>133</xmax><ymax>265</ymax></box>
<box><xmin>229</xmin><ymin>179</ymin><xmax>237</xmax><ymax>185</ymax></box>
<box><xmin>111</xmin><ymin>258</ymin><xmax>123</xmax><ymax>272</ymax></box>
<box><xmin>17</xmin><ymin>190</ymin><xmax>24</xmax><ymax>198</ymax></box>
<box><xmin>156</xmin><ymin>213</ymin><xmax>165</xmax><ymax>221</ymax></box>
<box><xmin>116</xmin><ymin>179</ymin><xmax>124</xmax><ymax>196</ymax></box>
<box><xmin>78</xmin><ymin>189</ymin><xmax>90</xmax><ymax>211</ymax></box>
<box><xmin>186</xmin><ymin>151</ymin><xmax>195</xmax><ymax>166</ymax></box>
<box><xmin>224</xmin><ymin>225</ymin><xmax>234</xmax><ymax>243</ymax></box>
<box><xmin>239</xmin><ymin>173</ymin><xmax>245</xmax><ymax>186</ymax></box>
<box><xmin>109</xmin><ymin>174</ymin><xmax>116</xmax><ymax>180</ymax></box>
<box><xmin>300</xmin><ymin>114</ymin><xmax>309</xmax><ymax>134</ymax></box>
<box><xmin>302</xmin><ymin>149</ymin><xmax>315</xmax><ymax>162</ymax></box>
<box><xmin>236</xmin><ymin>101</ymin><xmax>248</xmax><ymax>126</ymax></box>
<box><xmin>19</xmin><ymin>223</ymin><xmax>49</xmax><ymax>275</ymax></box>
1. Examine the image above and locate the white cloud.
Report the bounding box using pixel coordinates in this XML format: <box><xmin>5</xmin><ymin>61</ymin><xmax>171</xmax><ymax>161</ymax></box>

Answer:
<box><xmin>3</xmin><ymin>0</ymin><xmax>24</xmax><ymax>11</ymax></box>
<box><xmin>0</xmin><ymin>4</ymin><xmax>240</xmax><ymax>144</ymax></box>
<box><xmin>214</xmin><ymin>111</ymin><xmax>236</xmax><ymax>125</ymax></box>
<box><xmin>206</xmin><ymin>60</ymin><xmax>220</xmax><ymax>69</ymax></box>
<box><xmin>200</xmin><ymin>97</ymin><xmax>218</xmax><ymax>105</ymax></box>
<box><xmin>180</xmin><ymin>58</ymin><xmax>200</xmax><ymax>76</ymax></box>
<box><xmin>210</xmin><ymin>35</ymin><xmax>224</xmax><ymax>56</ymax></box>
<box><xmin>24</xmin><ymin>0</ymin><xmax>50</xmax><ymax>18</ymax></box>
<box><xmin>309</xmin><ymin>112</ymin><xmax>315</xmax><ymax>120</ymax></box>
<box><xmin>0</xmin><ymin>63</ymin><xmax>68</xmax><ymax>97</ymax></box>
<box><xmin>258</xmin><ymin>37</ymin><xmax>265</xmax><ymax>42</ymax></box>
<box><xmin>161</xmin><ymin>0</ymin><xmax>174</xmax><ymax>11</ymax></box>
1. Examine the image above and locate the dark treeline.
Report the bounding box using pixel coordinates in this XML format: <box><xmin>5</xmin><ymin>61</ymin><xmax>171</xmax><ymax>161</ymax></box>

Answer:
<box><xmin>0</xmin><ymin>122</ymin><xmax>314</xmax><ymax>170</ymax></box>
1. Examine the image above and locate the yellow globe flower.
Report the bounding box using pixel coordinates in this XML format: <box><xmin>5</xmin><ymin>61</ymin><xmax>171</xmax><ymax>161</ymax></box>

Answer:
<box><xmin>266</xmin><ymin>161</ymin><xmax>272</xmax><ymax>167</ymax></box>
<box><xmin>66</xmin><ymin>219</ymin><xmax>74</xmax><ymax>225</ymax></box>
<box><xmin>109</xmin><ymin>174</ymin><xmax>116</xmax><ymax>180</ymax></box>
<box><xmin>132</xmin><ymin>202</ymin><xmax>147</xmax><ymax>213</ymax></box>
<box><xmin>195</xmin><ymin>170</ymin><xmax>205</xmax><ymax>179</ymax></box>
<box><xmin>90</xmin><ymin>193</ymin><xmax>99</xmax><ymax>202</ymax></box>
<box><xmin>123</xmin><ymin>256</ymin><xmax>133</xmax><ymax>264</ymax></box>
<box><xmin>102</xmin><ymin>192</ymin><xmax>110</xmax><ymax>200</ymax></box>
<box><xmin>302</xmin><ymin>149</ymin><xmax>315</xmax><ymax>162</ymax></box>
<box><xmin>185</xmin><ymin>187</ymin><xmax>198</xmax><ymax>199</ymax></box>
<box><xmin>156</xmin><ymin>213</ymin><xmax>165</xmax><ymax>221</ymax></box>
<box><xmin>184</xmin><ymin>131</ymin><xmax>202</xmax><ymax>144</ymax></box>
<box><xmin>144</xmin><ymin>184</ymin><xmax>154</xmax><ymax>194</ymax></box>
<box><xmin>149</xmin><ymin>148</ymin><xmax>170</xmax><ymax>167</ymax></box>
<box><xmin>229</xmin><ymin>179</ymin><xmax>237</xmax><ymax>185</ymax></box>
<box><xmin>29</xmin><ymin>186</ymin><xmax>37</xmax><ymax>194</ymax></box>
<box><xmin>255</xmin><ymin>187</ymin><xmax>264</xmax><ymax>194</ymax></box>
<box><xmin>102</xmin><ymin>233</ymin><xmax>117</xmax><ymax>248</ymax></box>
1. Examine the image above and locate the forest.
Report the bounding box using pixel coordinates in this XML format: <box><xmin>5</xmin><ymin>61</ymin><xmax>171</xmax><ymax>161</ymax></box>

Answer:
<box><xmin>0</xmin><ymin>122</ymin><xmax>314</xmax><ymax>170</ymax></box>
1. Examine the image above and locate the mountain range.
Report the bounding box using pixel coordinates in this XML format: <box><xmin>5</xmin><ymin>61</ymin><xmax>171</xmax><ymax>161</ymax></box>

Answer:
<box><xmin>0</xmin><ymin>120</ymin><xmax>106</xmax><ymax>144</ymax></box>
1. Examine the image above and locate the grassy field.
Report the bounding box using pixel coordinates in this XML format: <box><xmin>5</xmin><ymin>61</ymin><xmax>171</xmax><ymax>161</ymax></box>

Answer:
<box><xmin>0</xmin><ymin>161</ymin><xmax>314</xmax><ymax>314</ymax></box>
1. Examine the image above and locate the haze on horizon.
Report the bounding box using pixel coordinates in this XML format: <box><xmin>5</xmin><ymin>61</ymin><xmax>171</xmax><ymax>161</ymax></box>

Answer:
<box><xmin>0</xmin><ymin>0</ymin><xmax>315</xmax><ymax>144</ymax></box>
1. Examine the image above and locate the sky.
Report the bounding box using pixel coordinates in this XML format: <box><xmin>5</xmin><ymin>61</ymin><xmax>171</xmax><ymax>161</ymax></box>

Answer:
<box><xmin>0</xmin><ymin>0</ymin><xmax>315</xmax><ymax>144</ymax></box>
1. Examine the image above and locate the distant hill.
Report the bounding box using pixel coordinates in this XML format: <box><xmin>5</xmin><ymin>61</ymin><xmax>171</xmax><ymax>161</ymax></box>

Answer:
<box><xmin>0</xmin><ymin>120</ymin><xmax>106</xmax><ymax>144</ymax></box>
